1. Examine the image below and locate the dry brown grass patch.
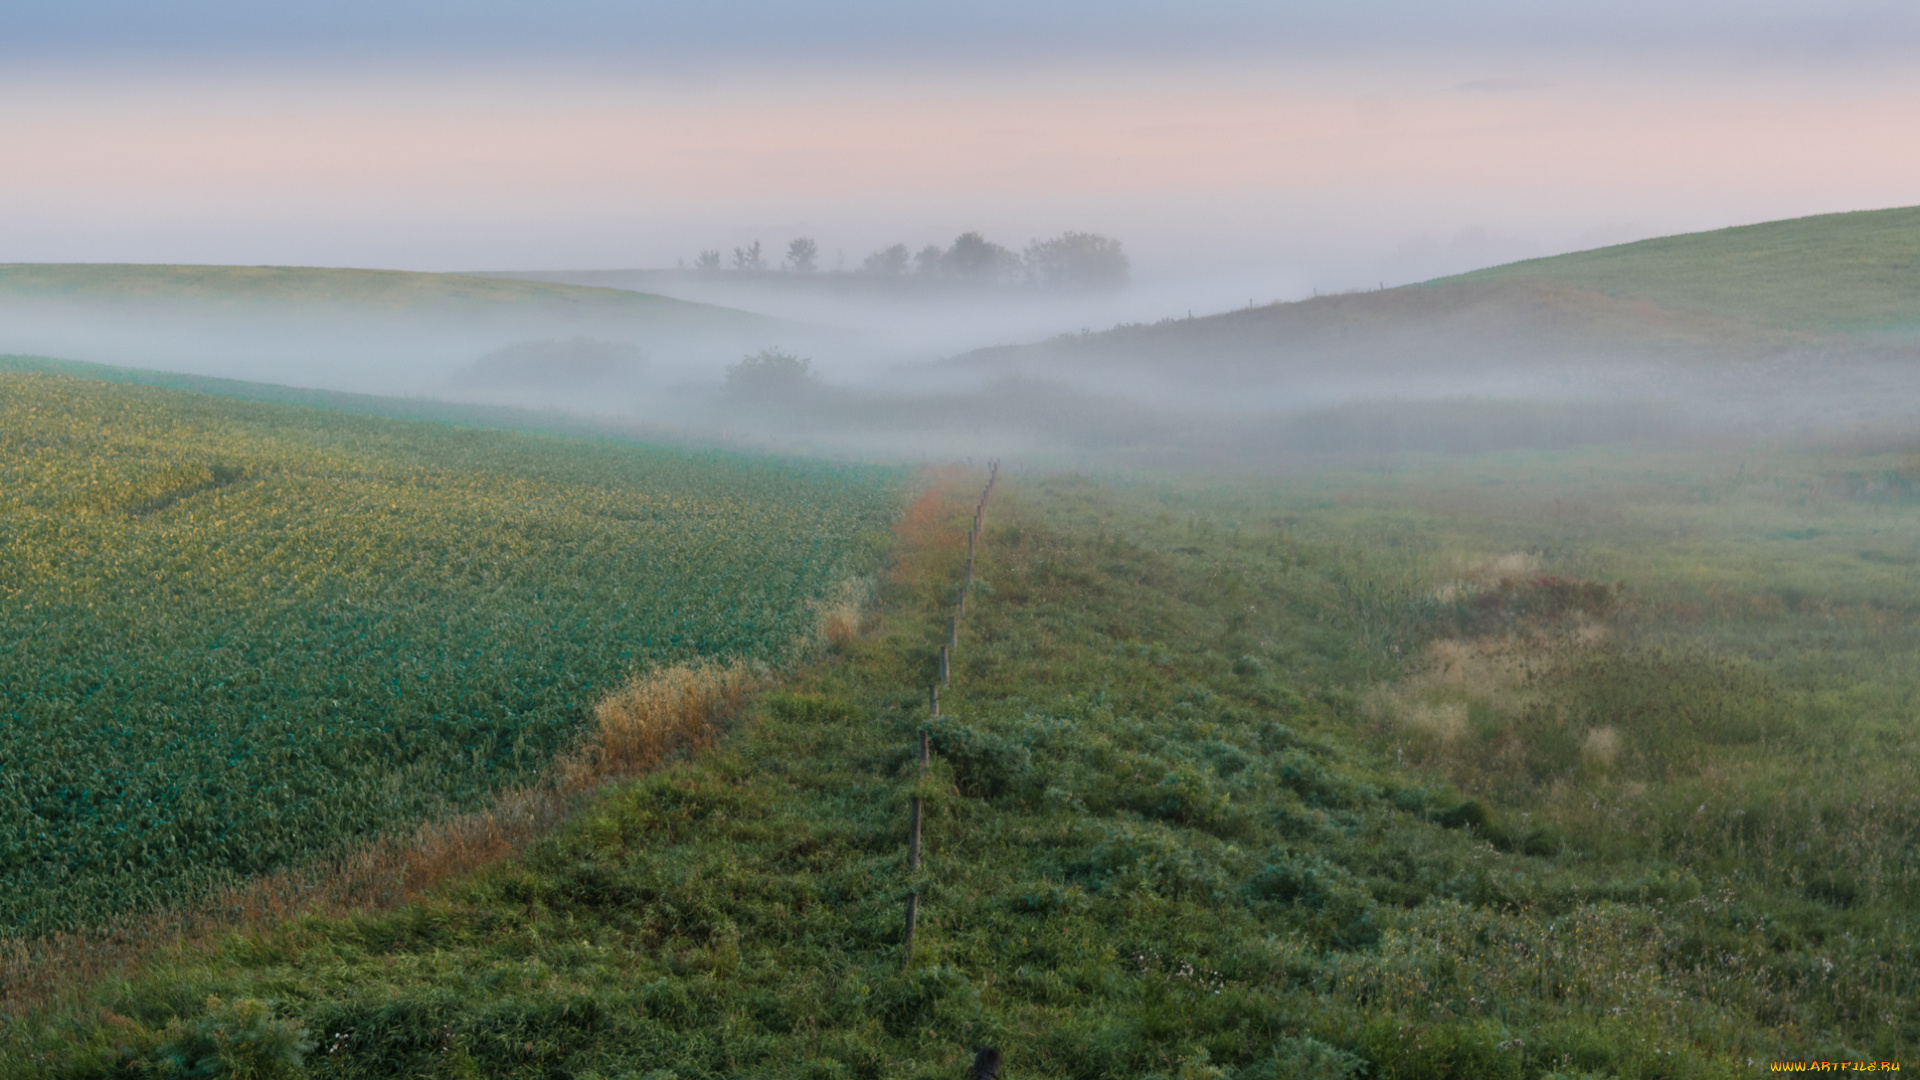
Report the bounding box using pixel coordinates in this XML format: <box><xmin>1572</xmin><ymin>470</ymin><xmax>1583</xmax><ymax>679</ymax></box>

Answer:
<box><xmin>813</xmin><ymin>577</ymin><xmax>874</xmax><ymax>651</ymax></box>
<box><xmin>558</xmin><ymin>661</ymin><xmax>763</xmax><ymax>788</ymax></box>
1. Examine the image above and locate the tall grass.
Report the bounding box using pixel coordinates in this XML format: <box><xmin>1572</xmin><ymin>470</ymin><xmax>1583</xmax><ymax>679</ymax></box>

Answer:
<box><xmin>558</xmin><ymin>661</ymin><xmax>764</xmax><ymax>788</ymax></box>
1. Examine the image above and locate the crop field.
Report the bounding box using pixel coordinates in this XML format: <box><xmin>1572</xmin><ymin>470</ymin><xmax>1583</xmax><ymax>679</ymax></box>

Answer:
<box><xmin>0</xmin><ymin>372</ymin><xmax>899</xmax><ymax>935</ymax></box>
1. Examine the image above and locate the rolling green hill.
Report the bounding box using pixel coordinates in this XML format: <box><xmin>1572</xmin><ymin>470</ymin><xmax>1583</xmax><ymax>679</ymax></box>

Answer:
<box><xmin>948</xmin><ymin>205</ymin><xmax>1920</xmax><ymax>397</ymax></box>
<box><xmin>0</xmin><ymin>263</ymin><xmax>774</xmax><ymax>328</ymax></box>
<box><xmin>1446</xmin><ymin>204</ymin><xmax>1920</xmax><ymax>334</ymax></box>
<box><xmin>0</xmin><ymin>264</ymin><xmax>821</xmax><ymax>403</ymax></box>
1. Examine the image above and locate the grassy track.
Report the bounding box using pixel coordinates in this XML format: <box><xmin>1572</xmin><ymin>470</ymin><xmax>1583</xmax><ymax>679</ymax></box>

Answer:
<box><xmin>12</xmin><ymin>453</ymin><xmax>1914</xmax><ymax>1077</ymax></box>
<box><xmin>0</xmin><ymin>372</ymin><xmax>899</xmax><ymax>937</ymax></box>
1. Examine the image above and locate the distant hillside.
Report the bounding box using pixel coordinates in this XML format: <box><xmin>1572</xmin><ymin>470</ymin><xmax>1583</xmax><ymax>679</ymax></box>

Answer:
<box><xmin>0</xmin><ymin>264</ymin><xmax>814</xmax><ymax>397</ymax></box>
<box><xmin>0</xmin><ymin>354</ymin><xmax>704</xmax><ymax>445</ymax></box>
<box><xmin>944</xmin><ymin>206</ymin><xmax>1920</xmax><ymax>409</ymax></box>
<box><xmin>1446</xmin><ymin>204</ymin><xmax>1920</xmax><ymax>334</ymax></box>
<box><xmin>0</xmin><ymin>263</ymin><xmax>769</xmax><ymax>325</ymax></box>
<box><xmin>474</xmin><ymin>267</ymin><xmax>1017</xmax><ymax>300</ymax></box>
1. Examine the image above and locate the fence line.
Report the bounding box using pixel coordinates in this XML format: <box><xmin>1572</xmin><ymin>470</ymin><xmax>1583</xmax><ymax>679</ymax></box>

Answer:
<box><xmin>903</xmin><ymin>460</ymin><xmax>997</xmax><ymax>979</ymax></box>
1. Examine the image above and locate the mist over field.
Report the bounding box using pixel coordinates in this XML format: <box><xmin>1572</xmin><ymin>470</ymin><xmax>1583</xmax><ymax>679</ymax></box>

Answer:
<box><xmin>7</xmin><ymin>0</ymin><xmax>1920</xmax><ymax>461</ymax></box>
<box><xmin>2</xmin><ymin>0</ymin><xmax>1918</xmax><ymax>464</ymax></box>
<box><xmin>10</xmin><ymin>203</ymin><xmax>1917</xmax><ymax>466</ymax></box>
<box><xmin>14</xmin><ymin>2</ymin><xmax>1920</xmax><ymax>1072</ymax></box>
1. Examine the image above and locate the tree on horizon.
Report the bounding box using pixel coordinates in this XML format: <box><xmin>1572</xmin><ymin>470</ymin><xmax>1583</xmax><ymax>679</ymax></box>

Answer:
<box><xmin>941</xmin><ymin>232</ymin><xmax>1019</xmax><ymax>282</ymax></box>
<box><xmin>863</xmin><ymin>243</ymin><xmax>911</xmax><ymax>276</ymax></box>
<box><xmin>1024</xmin><ymin>231</ymin><xmax>1130</xmax><ymax>291</ymax></box>
<box><xmin>785</xmin><ymin>237</ymin><xmax>819</xmax><ymax>273</ymax></box>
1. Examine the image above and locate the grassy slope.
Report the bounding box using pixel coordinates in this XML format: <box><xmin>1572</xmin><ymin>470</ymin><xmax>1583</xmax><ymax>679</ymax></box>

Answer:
<box><xmin>1447</xmin><ymin>205</ymin><xmax>1920</xmax><ymax>333</ymax></box>
<box><xmin>13</xmin><ymin>454</ymin><xmax>1915</xmax><ymax>1078</ymax></box>
<box><xmin>949</xmin><ymin>205</ymin><xmax>1920</xmax><ymax>387</ymax></box>
<box><xmin>0</xmin><ymin>371</ymin><xmax>900</xmax><ymax>937</ymax></box>
<box><xmin>956</xmin><ymin>276</ymin><xmax>1795</xmax><ymax>374</ymax></box>
<box><xmin>0</xmin><ymin>264</ymin><xmax>775</xmax><ymax>329</ymax></box>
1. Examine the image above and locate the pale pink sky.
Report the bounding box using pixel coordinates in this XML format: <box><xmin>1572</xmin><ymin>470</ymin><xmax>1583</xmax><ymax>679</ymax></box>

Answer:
<box><xmin>4</xmin><ymin>57</ymin><xmax>1917</xmax><ymax>297</ymax></box>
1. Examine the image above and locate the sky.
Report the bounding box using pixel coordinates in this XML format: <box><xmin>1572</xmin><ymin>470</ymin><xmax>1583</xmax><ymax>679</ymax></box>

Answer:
<box><xmin>4</xmin><ymin>0</ymin><xmax>1919</xmax><ymax>304</ymax></box>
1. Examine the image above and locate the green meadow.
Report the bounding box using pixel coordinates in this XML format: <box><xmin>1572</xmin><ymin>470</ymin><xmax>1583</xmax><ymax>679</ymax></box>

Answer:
<box><xmin>7</xmin><ymin>425</ymin><xmax>1915</xmax><ymax>1077</ymax></box>
<box><xmin>1446</xmin><ymin>204</ymin><xmax>1920</xmax><ymax>333</ymax></box>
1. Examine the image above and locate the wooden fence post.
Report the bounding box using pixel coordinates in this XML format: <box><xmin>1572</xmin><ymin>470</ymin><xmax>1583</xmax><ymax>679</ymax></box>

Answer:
<box><xmin>929</xmin><ymin>685</ymin><xmax>939</xmax><ymax>718</ymax></box>
<box><xmin>919</xmin><ymin>728</ymin><xmax>930</xmax><ymax>770</ymax></box>
<box><xmin>902</xmin><ymin>892</ymin><xmax>919</xmax><ymax>967</ymax></box>
<box><xmin>939</xmin><ymin>645</ymin><xmax>949</xmax><ymax>686</ymax></box>
<box><xmin>909</xmin><ymin>797</ymin><xmax>923</xmax><ymax>871</ymax></box>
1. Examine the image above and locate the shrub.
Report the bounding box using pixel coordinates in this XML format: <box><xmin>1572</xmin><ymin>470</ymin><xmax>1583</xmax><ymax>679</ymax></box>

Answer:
<box><xmin>148</xmin><ymin>997</ymin><xmax>312</xmax><ymax>1079</ymax></box>
<box><xmin>725</xmin><ymin>348</ymin><xmax>819</xmax><ymax>398</ymax></box>
<box><xmin>926</xmin><ymin>719</ymin><xmax>1031</xmax><ymax>798</ymax></box>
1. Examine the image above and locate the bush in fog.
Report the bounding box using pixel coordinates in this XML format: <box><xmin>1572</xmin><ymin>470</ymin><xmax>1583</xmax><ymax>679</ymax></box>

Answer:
<box><xmin>1024</xmin><ymin>231</ymin><xmax>1130</xmax><ymax>291</ymax></box>
<box><xmin>725</xmin><ymin>347</ymin><xmax>818</xmax><ymax>398</ymax></box>
<box><xmin>784</xmin><ymin>237</ymin><xmax>819</xmax><ymax>273</ymax></box>
<box><xmin>914</xmin><ymin>244</ymin><xmax>944</xmax><ymax>274</ymax></box>
<box><xmin>693</xmin><ymin>249</ymin><xmax>722</xmax><ymax>271</ymax></box>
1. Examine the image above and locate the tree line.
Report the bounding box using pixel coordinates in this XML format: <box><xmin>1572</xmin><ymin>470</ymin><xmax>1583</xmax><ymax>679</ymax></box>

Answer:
<box><xmin>689</xmin><ymin>231</ymin><xmax>1129</xmax><ymax>291</ymax></box>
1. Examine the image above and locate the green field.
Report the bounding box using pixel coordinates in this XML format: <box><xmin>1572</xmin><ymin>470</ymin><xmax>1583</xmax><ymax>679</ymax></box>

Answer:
<box><xmin>0</xmin><ymin>372</ymin><xmax>899</xmax><ymax>935</ymax></box>
<box><xmin>10</xmin><ymin>438</ymin><xmax>1917</xmax><ymax>1076</ymax></box>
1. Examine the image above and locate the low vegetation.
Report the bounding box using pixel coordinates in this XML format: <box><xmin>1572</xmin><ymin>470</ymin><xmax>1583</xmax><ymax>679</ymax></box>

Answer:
<box><xmin>9</xmin><ymin>441</ymin><xmax>1914</xmax><ymax>1076</ymax></box>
